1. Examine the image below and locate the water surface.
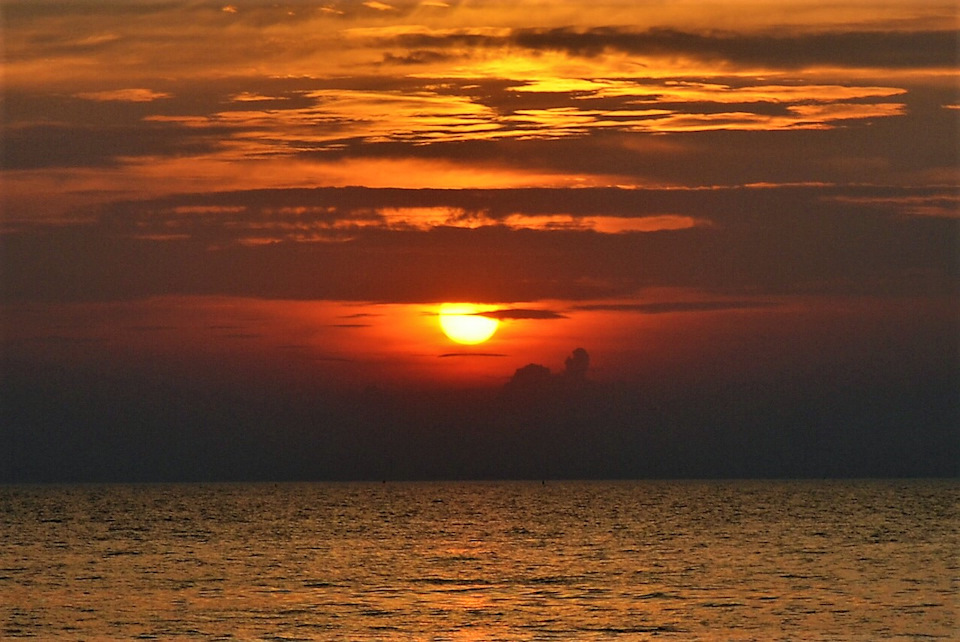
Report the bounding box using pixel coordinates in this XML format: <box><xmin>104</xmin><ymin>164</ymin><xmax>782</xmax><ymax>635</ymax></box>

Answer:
<box><xmin>1</xmin><ymin>480</ymin><xmax>956</xmax><ymax>640</ymax></box>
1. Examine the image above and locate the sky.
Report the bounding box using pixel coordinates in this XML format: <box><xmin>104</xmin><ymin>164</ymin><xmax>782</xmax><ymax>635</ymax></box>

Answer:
<box><xmin>1</xmin><ymin>0</ymin><xmax>958</xmax><ymax>482</ymax></box>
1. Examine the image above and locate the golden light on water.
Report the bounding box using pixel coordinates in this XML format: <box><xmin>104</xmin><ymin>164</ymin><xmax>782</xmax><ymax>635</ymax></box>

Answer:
<box><xmin>438</xmin><ymin>304</ymin><xmax>500</xmax><ymax>345</ymax></box>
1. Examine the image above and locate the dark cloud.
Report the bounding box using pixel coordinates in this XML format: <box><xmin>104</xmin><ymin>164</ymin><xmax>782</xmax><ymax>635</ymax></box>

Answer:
<box><xmin>397</xmin><ymin>27</ymin><xmax>959</xmax><ymax>69</ymax></box>
<box><xmin>1</xmin><ymin>122</ymin><xmax>229</xmax><ymax>170</ymax></box>
<box><xmin>94</xmin><ymin>184</ymin><xmax>960</xmax><ymax>222</ymax></box>
<box><xmin>506</xmin><ymin>362</ymin><xmax>552</xmax><ymax>385</ymax></box>
<box><xmin>381</xmin><ymin>50</ymin><xmax>456</xmax><ymax>65</ymax></box>
<box><xmin>503</xmin><ymin>348</ymin><xmax>590</xmax><ymax>400</ymax></box>
<box><xmin>481</xmin><ymin>308</ymin><xmax>567</xmax><ymax>320</ymax></box>
<box><xmin>2</xmin><ymin>185</ymin><xmax>955</xmax><ymax>303</ymax></box>
<box><xmin>574</xmin><ymin>301</ymin><xmax>778</xmax><ymax>314</ymax></box>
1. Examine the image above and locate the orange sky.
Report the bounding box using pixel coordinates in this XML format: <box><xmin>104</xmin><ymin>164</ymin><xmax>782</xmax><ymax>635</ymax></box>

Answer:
<box><xmin>3</xmin><ymin>0</ymin><xmax>957</xmax><ymax>216</ymax></box>
<box><xmin>1</xmin><ymin>0</ymin><xmax>957</xmax><ymax>480</ymax></box>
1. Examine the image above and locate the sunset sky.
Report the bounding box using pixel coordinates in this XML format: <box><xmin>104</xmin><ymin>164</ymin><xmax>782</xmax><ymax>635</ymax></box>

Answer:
<box><xmin>2</xmin><ymin>0</ymin><xmax>957</xmax><ymax>481</ymax></box>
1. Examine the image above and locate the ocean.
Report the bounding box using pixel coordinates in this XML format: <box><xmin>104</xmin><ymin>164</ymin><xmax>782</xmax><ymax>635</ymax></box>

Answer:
<box><xmin>1</xmin><ymin>480</ymin><xmax>956</xmax><ymax>640</ymax></box>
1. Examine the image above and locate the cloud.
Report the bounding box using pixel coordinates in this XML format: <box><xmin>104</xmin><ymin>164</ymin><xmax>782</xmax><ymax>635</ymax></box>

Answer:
<box><xmin>572</xmin><ymin>301</ymin><xmax>779</xmax><ymax>314</ymax></box>
<box><xmin>4</xmin><ymin>183</ymin><xmax>955</xmax><ymax>304</ymax></box>
<box><xmin>501</xmin><ymin>348</ymin><xmax>591</xmax><ymax>405</ymax></box>
<box><xmin>480</xmin><ymin>308</ymin><xmax>567</xmax><ymax>320</ymax></box>
<box><xmin>381</xmin><ymin>50</ymin><xmax>455</xmax><ymax>65</ymax></box>
<box><xmin>0</xmin><ymin>121</ymin><xmax>227</xmax><ymax>170</ymax></box>
<box><xmin>824</xmin><ymin>192</ymin><xmax>960</xmax><ymax>219</ymax></box>
<box><xmin>75</xmin><ymin>88</ymin><xmax>172</xmax><ymax>102</ymax></box>
<box><xmin>92</xmin><ymin>184</ymin><xmax>960</xmax><ymax>227</ymax></box>
<box><xmin>396</xmin><ymin>27</ymin><xmax>959</xmax><ymax>69</ymax></box>
<box><xmin>4</xmin><ymin>62</ymin><xmax>940</xmax><ymax>198</ymax></box>
<box><xmin>21</xmin><ymin>73</ymin><xmax>911</xmax><ymax>174</ymax></box>
<box><xmin>363</xmin><ymin>1</ymin><xmax>396</xmax><ymax>10</ymax></box>
<box><xmin>229</xmin><ymin>91</ymin><xmax>285</xmax><ymax>102</ymax></box>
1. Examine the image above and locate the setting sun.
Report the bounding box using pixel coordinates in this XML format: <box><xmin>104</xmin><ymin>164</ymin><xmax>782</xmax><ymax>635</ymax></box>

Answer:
<box><xmin>438</xmin><ymin>304</ymin><xmax>500</xmax><ymax>345</ymax></box>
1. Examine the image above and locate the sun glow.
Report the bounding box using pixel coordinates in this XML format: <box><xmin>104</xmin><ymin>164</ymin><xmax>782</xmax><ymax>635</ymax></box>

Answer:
<box><xmin>438</xmin><ymin>303</ymin><xmax>500</xmax><ymax>345</ymax></box>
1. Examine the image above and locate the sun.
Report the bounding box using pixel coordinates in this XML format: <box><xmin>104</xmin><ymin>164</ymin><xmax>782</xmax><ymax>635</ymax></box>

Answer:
<box><xmin>438</xmin><ymin>303</ymin><xmax>500</xmax><ymax>345</ymax></box>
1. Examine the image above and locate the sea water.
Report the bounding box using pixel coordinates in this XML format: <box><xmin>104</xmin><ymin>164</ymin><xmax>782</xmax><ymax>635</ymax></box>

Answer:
<box><xmin>0</xmin><ymin>480</ymin><xmax>956</xmax><ymax>640</ymax></box>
